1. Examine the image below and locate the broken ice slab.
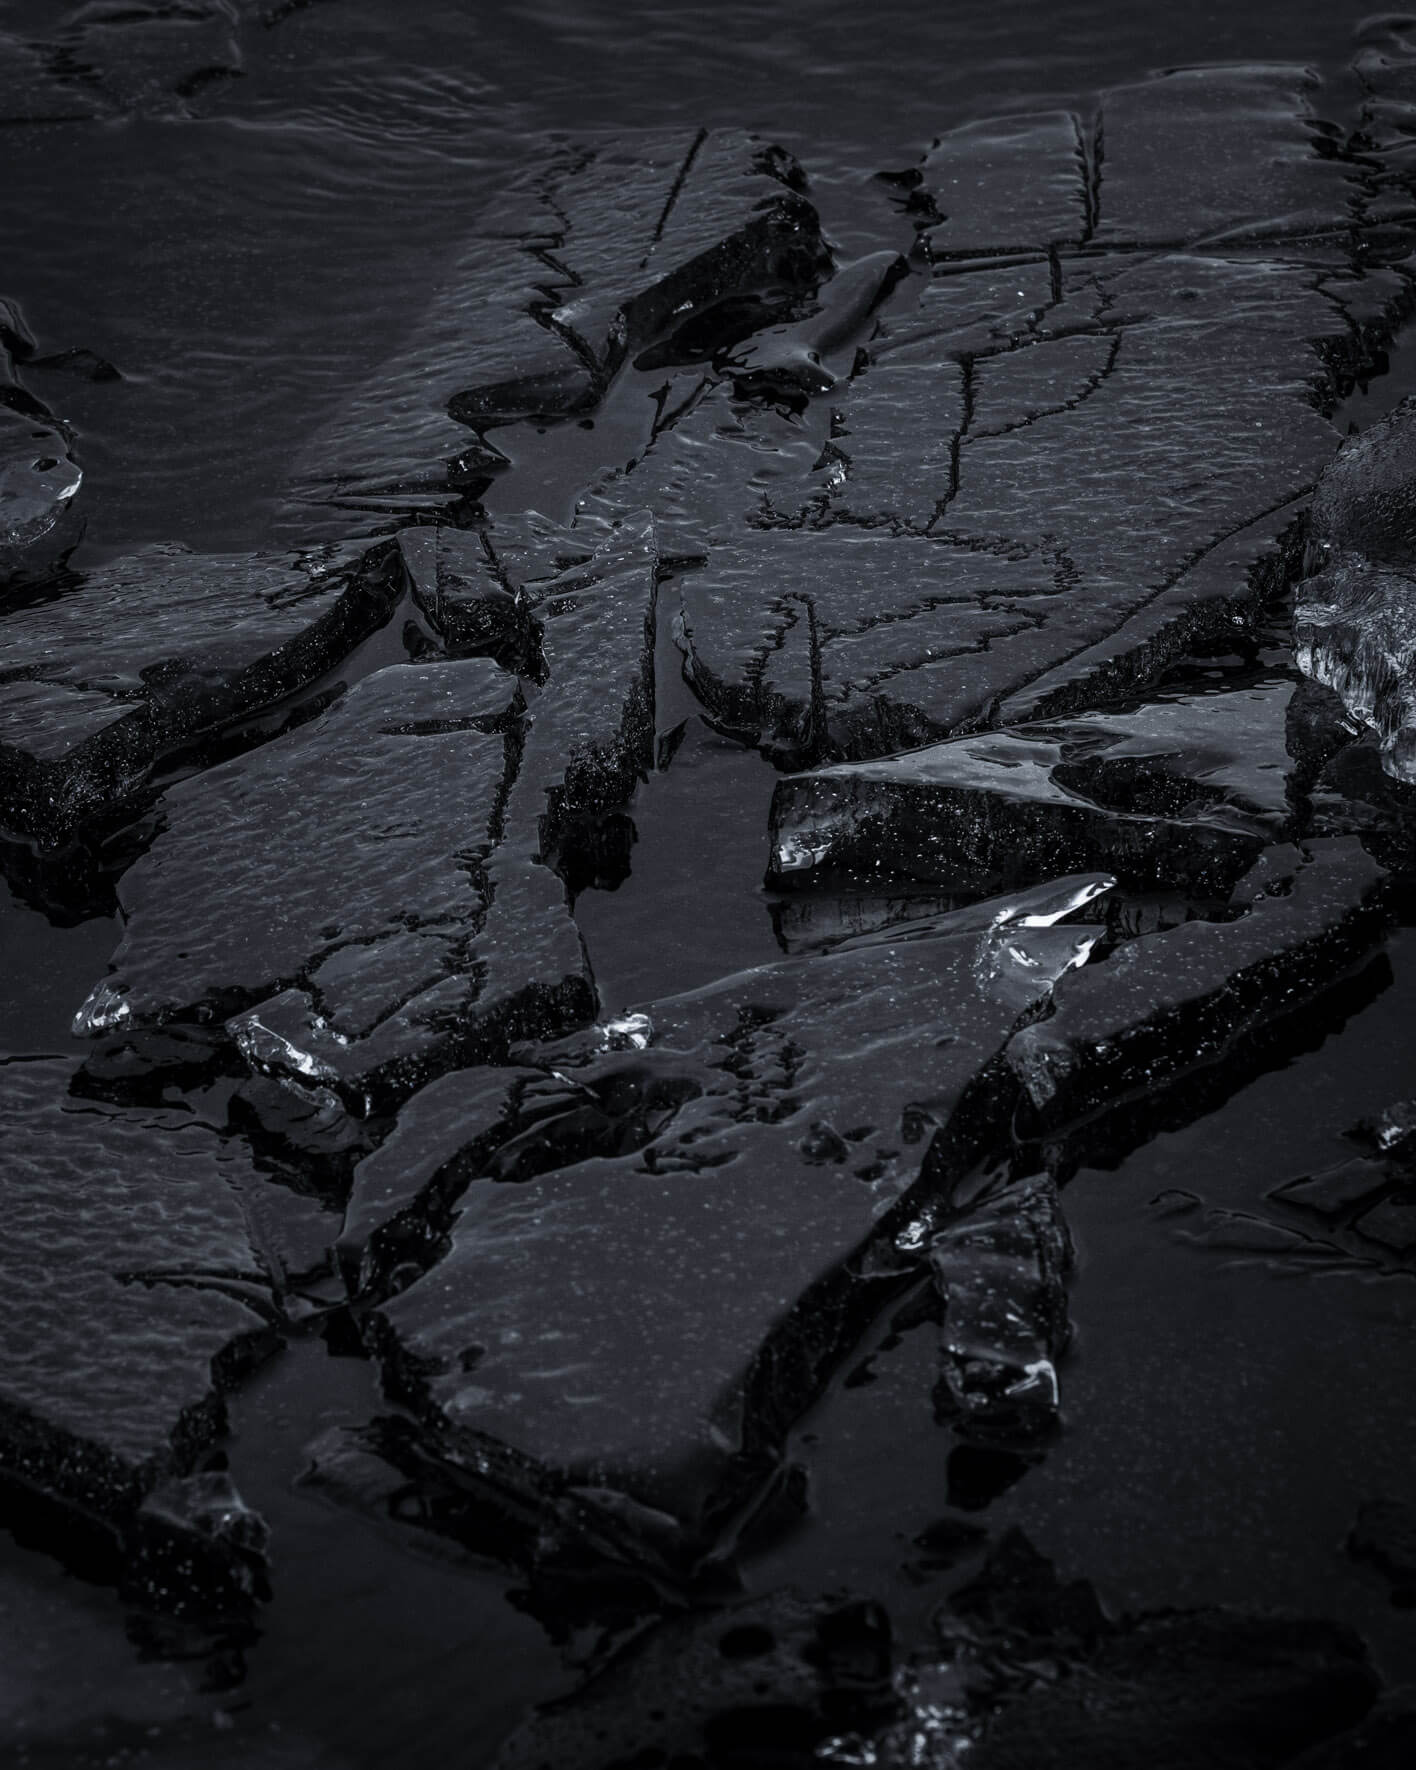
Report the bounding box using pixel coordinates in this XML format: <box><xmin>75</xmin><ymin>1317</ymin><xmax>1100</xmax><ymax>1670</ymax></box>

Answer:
<box><xmin>910</xmin><ymin>67</ymin><xmax>1353</xmax><ymax>260</ymax></box>
<box><xmin>675</xmin><ymin>525</ymin><xmax>1061</xmax><ymax>760</ymax></box>
<box><xmin>286</xmin><ymin>130</ymin><xmax>828</xmax><ymax>530</ymax></box>
<box><xmin>337</xmin><ymin>1062</ymin><xmax>539</xmax><ymax>1277</ymax></box>
<box><xmin>368</xmin><ymin>880</ymin><xmax>1106</xmax><ymax>1526</ymax></box>
<box><xmin>362</xmin><ymin>841</ymin><xmax>1383</xmax><ymax>1536</ymax></box>
<box><xmin>929</xmin><ymin>1172</ymin><xmax>1073</xmax><ymax>1447</ymax></box>
<box><xmin>302</xmin><ymin>1413</ymin><xmax>703</xmax><ymax>1620</ymax></box>
<box><xmin>1005</xmin><ymin>838</ymin><xmax>1389</xmax><ymax>1133</ymax></box>
<box><xmin>664</xmin><ymin>257</ymin><xmax>1360</xmax><ymax>760</ymax></box>
<box><xmin>767</xmin><ymin>681</ymin><xmax>1300</xmax><ymax>898</ymax></box>
<box><xmin>915</xmin><ymin>110</ymin><xmax>1092</xmax><ymax>257</ymax></box>
<box><xmin>78</xmin><ymin>525</ymin><xmax>659</xmax><ymax>1110</ymax></box>
<box><xmin>399</xmin><ymin>516</ymin><xmax>659</xmax><ymax>1088</ymax></box>
<box><xmin>1297</xmin><ymin>394</ymin><xmax>1416</xmax><ymax>784</ymax></box>
<box><xmin>72</xmin><ymin>658</ymin><xmax>533</xmax><ymax>1102</ymax></box>
<box><xmin>0</xmin><ymin>1057</ymin><xmax>273</xmax><ymax>1605</ymax></box>
<box><xmin>0</xmin><ymin>403</ymin><xmax>82</xmax><ymax>586</ymax></box>
<box><xmin>1092</xmin><ymin>66</ymin><xmax>1354</xmax><ymax>248</ymax></box>
<box><xmin>0</xmin><ymin>540</ymin><xmax>404</xmax><ymax>846</ymax></box>
<box><xmin>1269</xmin><ymin>1093</ymin><xmax>1416</xmax><ymax>1243</ymax></box>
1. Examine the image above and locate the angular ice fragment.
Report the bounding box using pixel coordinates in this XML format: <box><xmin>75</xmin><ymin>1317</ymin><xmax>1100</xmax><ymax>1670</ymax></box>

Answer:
<box><xmin>929</xmin><ymin>1171</ymin><xmax>1073</xmax><ymax>1446</ymax></box>
<box><xmin>597</xmin><ymin>1012</ymin><xmax>654</xmax><ymax>1052</ymax></box>
<box><xmin>228</xmin><ymin>1006</ymin><xmax>342</xmax><ymax>1088</ymax></box>
<box><xmin>975</xmin><ymin>924</ymin><xmax>1100</xmax><ymax>1012</ymax></box>
<box><xmin>768</xmin><ymin>686</ymin><xmax>1297</xmax><ymax>897</ymax></box>
<box><xmin>72</xmin><ymin>977</ymin><xmax>131</xmax><ymax>1036</ymax></box>
<box><xmin>991</xmin><ymin>873</ymin><xmax>1115</xmax><ymax>930</ymax></box>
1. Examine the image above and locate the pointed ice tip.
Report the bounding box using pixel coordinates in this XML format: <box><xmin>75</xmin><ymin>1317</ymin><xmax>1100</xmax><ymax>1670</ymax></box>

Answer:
<box><xmin>228</xmin><ymin>1010</ymin><xmax>340</xmax><ymax>1086</ymax></box>
<box><xmin>72</xmin><ymin>978</ymin><xmax>130</xmax><ymax>1036</ymax></box>
<box><xmin>1007</xmin><ymin>872</ymin><xmax>1116</xmax><ymax>929</ymax></box>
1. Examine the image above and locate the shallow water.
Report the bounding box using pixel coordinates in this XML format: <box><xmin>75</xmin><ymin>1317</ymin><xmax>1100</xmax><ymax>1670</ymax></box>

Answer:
<box><xmin>4</xmin><ymin>4</ymin><xmax>1416</xmax><ymax>1765</ymax></box>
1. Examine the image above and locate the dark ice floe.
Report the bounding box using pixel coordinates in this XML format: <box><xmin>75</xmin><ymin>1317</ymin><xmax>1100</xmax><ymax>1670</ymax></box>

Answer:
<box><xmin>74</xmin><ymin>657</ymin><xmax>523</xmax><ymax>1095</ymax></box>
<box><xmin>1006</xmin><ymin>838</ymin><xmax>1388</xmax><ymax>1130</ymax></box>
<box><xmin>521</xmin><ymin>68</ymin><xmax>1392</xmax><ymax>765</ymax></box>
<box><xmin>1</xmin><ymin>299</ymin><xmax>83</xmax><ymax>587</ymax></box>
<box><xmin>353</xmin><ymin>834</ymin><xmax>1385</xmax><ymax>1546</ymax></box>
<box><xmin>0</xmin><ymin>405</ymin><xmax>81</xmax><ymax>585</ymax></box>
<box><xmin>929</xmin><ymin>1172</ymin><xmax>1073</xmax><ymax>1447</ymax></box>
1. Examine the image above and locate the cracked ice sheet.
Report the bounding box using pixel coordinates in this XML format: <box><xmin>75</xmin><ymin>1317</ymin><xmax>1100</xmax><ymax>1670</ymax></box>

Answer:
<box><xmin>727</xmin><ymin>252</ymin><xmax>1350</xmax><ymax>752</ymax></box>
<box><xmin>0</xmin><ymin>1057</ymin><xmax>272</xmax><ymax>1519</ymax></box>
<box><xmin>368</xmin><ymin>880</ymin><xmax>1111</xmax><ymax>1525</ymax></box>
<box><xmin>0</xmin><ymin>540</ymin><xmax>402</xmax><ymax>846</ymax></box>
<box><xmin>283</xmin><ymin>128</ymin><xmax>826</xmax><ymax>535</ymax></box>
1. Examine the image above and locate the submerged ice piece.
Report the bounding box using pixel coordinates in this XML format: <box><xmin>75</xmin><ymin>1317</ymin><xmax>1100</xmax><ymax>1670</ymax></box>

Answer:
<box><xmin>0</xmin><ymin>540</ymin><xmax>403</xmax><ymax>845</ymax></box>
<box><xmin>289</xmin><ymin>129</ymin><xmax>829</xmax><ymax>526</ymax></box>
<box><xmin>767</xmin><ymin>681</ymin><xmax>1300</xmax><ymax>897</ymax></box>
<box><xmin>365</xmin><ymin>878</ymin><xmax>1110</xmax><ymax>1530</ymax></box>
<box><xmin>1297</xmin><ymin>393</ymin><xmax>1416</xmax><ymax>784</ymax></box>
<box><xmin>914</xmin><ymin>65</ymin><xmax>1346</xmax><ymax>259</ymax></box>
<box><xmin>495</xmin><ymin>1589</ymin><xmax>897</xmax><ymax>1769</ymax></box>
<box><xmin>929</xmin><ymin>1172</ymin><xmax>1073</xmax><ymax>1446</ymax></box>
<box><xmin>0</xmin><ymin>1058</ymin><xmax>273</xmax><ymax>1607</ymax></box>
<box><xmin>1270</xmin><ymin>1092</ymin><xmax>1416</xmax><ymax>1264</ymax></box>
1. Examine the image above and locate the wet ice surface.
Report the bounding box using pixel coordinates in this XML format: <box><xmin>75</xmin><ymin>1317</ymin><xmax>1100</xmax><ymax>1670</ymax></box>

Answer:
<box><xmin>5</xmin><ymin>6</ymin><xmax>1416</xmax><ymax>1768</ymax></box>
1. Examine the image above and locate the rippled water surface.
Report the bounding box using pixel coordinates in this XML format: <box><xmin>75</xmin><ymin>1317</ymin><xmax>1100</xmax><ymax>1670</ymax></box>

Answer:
<box><xmin>3</xmin><ymin>3</ymin><xmax>1415</xmax><ymax>1765</ymax></box>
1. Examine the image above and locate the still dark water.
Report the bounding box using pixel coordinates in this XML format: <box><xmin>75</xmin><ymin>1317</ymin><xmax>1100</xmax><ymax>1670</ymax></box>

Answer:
<box><xmin>2</xmin><ymin>3</ymin><xmax>1414</xmax><ymax>1765</ymax></box>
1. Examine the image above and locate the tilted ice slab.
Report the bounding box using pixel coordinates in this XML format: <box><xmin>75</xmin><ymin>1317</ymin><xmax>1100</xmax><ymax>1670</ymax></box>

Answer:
<box><xmin>767</xmin><ymin>679</ymin><xmax>1301</xmax><ymax>898</ymax></box>
<box><xmin>367</xmin><ymin>875</ymin><xmax>1111</xmax><ymax>1528</ymax></box>
<box><xmin>0</xmin><ymin>540</ymin><xmax>404</xmax><ymax>845</ymax></box>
